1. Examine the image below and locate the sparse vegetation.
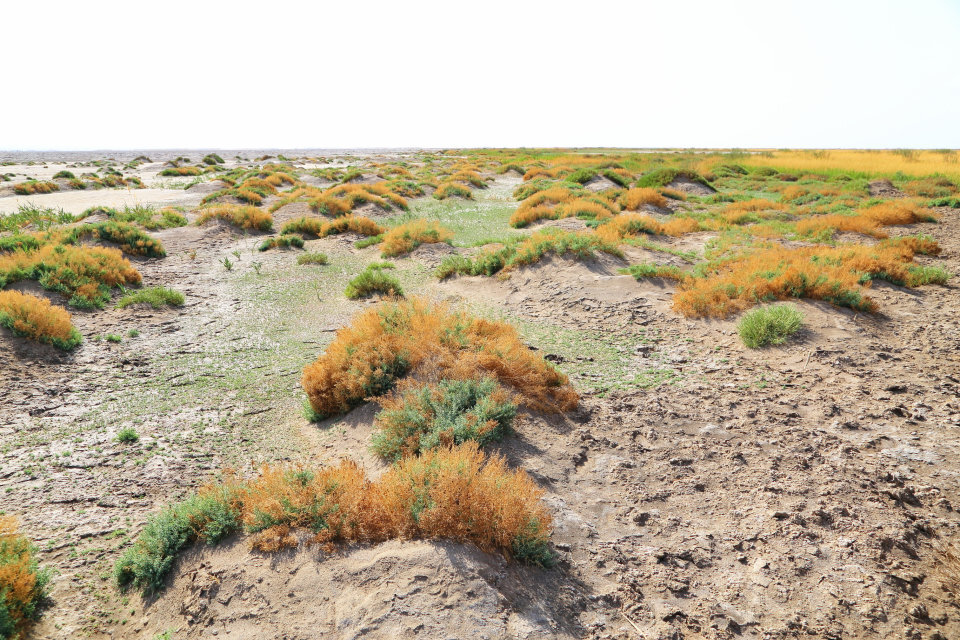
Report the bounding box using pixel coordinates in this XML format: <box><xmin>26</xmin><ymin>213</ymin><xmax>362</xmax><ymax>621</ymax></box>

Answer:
<box><xmin>380</xmin><ymin>220</ymin><xmax>453</xmax><ymax>257</ymax></box>
<box><xmin>258</xmin><ymin>235</ymin><xmax>305</xmax><ymax>251</ymax></box>
<box><xmin>196</xmin><ymin>204</ymin><xmax>273</xmax><ymax>231</ymax></box>
<box><xmin>296</xmin><ymin>252</ymin><xmax>329</xmax><ymax>265</ymax></box>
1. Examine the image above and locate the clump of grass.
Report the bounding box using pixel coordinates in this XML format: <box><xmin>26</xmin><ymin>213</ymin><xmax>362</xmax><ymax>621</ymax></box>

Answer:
<box><xmin>619</xmin><ymin>188</ymin><xmax>667</xmax><ymax>211</ymax></box>
<box><xmin>12</xmin><ymin>181</ymin><xmax>59</xmax><ymax>195</ymax></box>
<box><xmin>380</xmin><ymin>220</ymin><xmax>453</xmax><ymax>257</ymax></box>
<box><xmin>195</xmin><ymin>204</ymin><xmax>273</xmax><ymax>232</ymax></box>
<box><xmin>433</xmin><ymin>182</ymin><xmax>473</xmax><ymax>200</ymax></box>
<box><xmin>0</xmin><ymin>290</ymin><xmax>82</xmax><ymax>350</ymax></box>
<box><xmin>297</xmin><ymin>252</ymin><xmax>329</xmax><ymax>266</ymax></box>
<box><xmin>0</xmin><ymin>517</ymin><xmax>52</xmax><ymax>638</ymax></box>
<box><xmin>928</xmin><ymin>197</ymin><xmax>960</xmax><ymax>208</ymax></box>
<box><xmin>116</xmin><ymin>427</ymin><xmax>140</xmax><ymax>443</ymax></box>
<box><xmin>302</xmin><ymin>297</ymin><xmax>577</xmax><ymax>419</ymax></box>
<box><xmin>594</xmin><ymin>213</ymin><xmax>700</xmax><ymax>242</ymax></box>
<box><xmin>258</xmin><ymin>235</ymin><xmax>304</xmax><ymax>251</ymax></box>
<box><xmin>371</xmin><ymin>377</ymin><xmax>517</xmax><ymax>462</ymax></box>
<box><xmin>0</xmin><ymin>204</ymin><xmax>76</xmax><ymax>233</ymax></box>
<box><xmin>52</xmin><ymin>170</ymin><xmax>76</xmax><ymax>180</ymax></box>
<box><xmin>354</xmin><ymin>234</ymin><xmax>383</xmax><ymax>249</ymax></box>
<box><xmin>202</xmin><ymin>154</ymin><xmax>225</xmax><ymax>166</ymax></box>
<box><xmin>115</xmin><ymin>442</ymin><xmax>552</xmax><ymax>595</ymax></box>
<box><xmin>345</xmin><ymin>262</ymin><xmax>403</xmax><ymax>299</ymax></box>
<box><xmin>737</xmin><ymin>305</ymin><xmax>804</xmax><ymax>348</ymax></box>
<box><xmin>86</xmin><ymin>221</ymin><xmax>166</xmax><ymax>258</ymax></box>
<box><xmin>116</xmin><ymin>286</ymin><xmax>185</xmax><ymax>310</ymax></box>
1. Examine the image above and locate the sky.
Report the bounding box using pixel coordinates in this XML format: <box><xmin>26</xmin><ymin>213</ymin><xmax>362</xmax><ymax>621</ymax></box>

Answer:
<box><xmin>3</xmin><ymin>0</ymin><xmax>959</xmax><ymax>150</ymax></box>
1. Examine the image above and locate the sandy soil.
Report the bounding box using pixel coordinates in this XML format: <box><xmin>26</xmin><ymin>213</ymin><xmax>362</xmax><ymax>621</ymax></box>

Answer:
<box><xmin>2</xmin><ymin>154</ymin><xmax>959</xmax><ymax>640</ymax></box>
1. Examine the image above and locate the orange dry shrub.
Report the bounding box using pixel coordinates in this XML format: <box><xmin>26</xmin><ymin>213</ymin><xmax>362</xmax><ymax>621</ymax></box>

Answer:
<box><xmin>510</xmin><ymin>187</ymin><xmax>577</xmax><ymax>227</ymax></box>
<box><xmin>263</xmin><ymin>172</ymin><xmax>298</xmax><ymax>187</ymax></box>
<box><xmin>796</xmin><ymin>200</ymin><xmax>936</xmax><ymax>239</ymax></box>
<box><xmin>211</xmin><ymin>443</ymin><xmax>554</xmax><ymax>565</ymax></box>
<box><xmin>0</xmin><ymin>243</ymin><xmax>141</xmax><ymax>307</ymax></box>
<box><xmin>380</xmin><ymin>220</ymin><xmax>453</xmax><ymax>257</ymax></box>
<box><xmin>196</xmin><ymin>204</ymin><xmax>273</xmax><ymax>231</ymax></box>
<box><xmin>301</xmin><ymin>297</ymin><xmax>578</xmax><ymax>419</ymax></box>
<box><xmin>595</xmin><ymin>213</ymin><xmax>701</xmax><ymax>243</ymax></box>
<box><xmin>672</xmin><ymin>239</ymin><xmax>943</xmax><ymax>318</ymax></box>
<box><xmin>522</xmin><ymin>166</ymin><xmax>571</xmax><ymax>181</ymax></box>
<box><xmin>325</xmin><ymin>183</ymin><xmax>408</xmax><ymax>211</ymax></box>
<box><xmin>0</xmin><ymin>516</ymin><xmax>50</xmax><ymax>637</ymax></box>
<box><xmin>555</xmin><ymin>198</ymin><xmax>618</xmax><ymax>221</ymax></box>
<box><xmin>282</xmin><ymin>215</ymin><xmax>383</xmax><ymax>238</ymax></box>
<box><xmin>0</xmin><ymin>290</ymin><xmax>81</xmax><ymax>349</ymax></box>
<box><xmin>660</xmin><ymin>188</ymin><xmax>687</xmax><ymax>201</ymax></box>
<box><xmin>619</xmin><ymin>188</ymin><xmax>667</xmax><ymax>210</ymax></box>
<box><xmin>721</xmin><ymin>198</ymin><xmax>786</xmax><ymax>224</ymax></box>
<box><xmin>779</xmin><ymin>185</ymin><xmax>810</xmax><ymax>202</ymax></box>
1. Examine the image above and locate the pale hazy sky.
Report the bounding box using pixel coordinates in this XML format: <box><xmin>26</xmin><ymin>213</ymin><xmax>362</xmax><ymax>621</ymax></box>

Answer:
<box><xmin>4</xmin><ymin>0</ymin><xmax>959</xmax><ymax>150</ymax></box>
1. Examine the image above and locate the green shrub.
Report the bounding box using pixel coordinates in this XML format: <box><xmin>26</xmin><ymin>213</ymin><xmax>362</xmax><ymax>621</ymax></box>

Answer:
<box><xmin>52</xmin><ymin>170</ymin><xmax>76</xmax><ymax>180</ymax></box>
<box><xmin>635</xmin><ymin>168</ymin><xmax>712</xmax><ymax>189</ymax></box>
<box><xmin>116</xmin><ymin>427</ymin><xmax>139</xmax><ymax>443</ymax></box>
<box><xmin>737</xmin><ymin>304</ymin><xmax>804</xmax><ymax>348</ymax></box>
<box><xmin>296</xmin><ymin>252</ymin><xmax>329</xmax><ymax>265</ymax></box>
<box><xmin>116</xmin><ymin>287</ymin><xmax>185</xmax><ymax>310</ymax></box>
<box><xmin>371</xmin><ymin>378</ymin><xmax>517</xmax><ymax>462</ymax></box>
<box><xmin>345</xmin><ymin>263</ymin><xmax>403</xmax><ymax>299</ymax></box>
<box><xmin>202</xmin><ymin>153</ymin><xmax>225</xmax><ymax>166</ymax></box>
<box><xmin>258</xmin><ymin>235</ymin><xmax>305</xmax><ymax>251</ymax></box>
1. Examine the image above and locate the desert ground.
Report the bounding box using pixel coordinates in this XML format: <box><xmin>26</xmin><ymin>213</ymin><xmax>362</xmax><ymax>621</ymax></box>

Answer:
<box><xmin>1</xmin><ymin>148</ymin><xmax>958</xmax><ymax>640</ymax></box>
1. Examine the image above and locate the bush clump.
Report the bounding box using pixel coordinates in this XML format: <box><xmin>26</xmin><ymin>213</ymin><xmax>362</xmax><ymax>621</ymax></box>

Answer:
<box><xmin>737</xmin><ymin>304</ymin><xmax>804</xmax><ymax>348</ymax></box>
<box><xmin>345</xmin><ymin>262</ymin><xmax>403</xmax><ymax>299</ymax></box>
<box><xmin>115</xmin><ymin>286</ymin><xmax>185</xmax><ymax>310</ymax></box>
<box><xmin>0</xmin><ymin>517</ymin><xmax>51</xmax><ymax>639</ymax></box>
<box><xmin>282</xmin><ymin>215</ymin><xmax>383</xmax><ymax>239</ymax></box>
<box><xmin>635</xmin><ymin>168</ymin><xmax>712</xmax><ymax>189</ymax></box>
<box><xmin>0</xmin><ymin>290</ymin><xmax>82</xmax><ymax>350</ymax></box>
<box><xmin>12</xmin><ymin>181</ymin><xmax>59</xmax><ymax>196</ymax></box>
<box><xmin>380</xmin><ymin>220</ymin><xmax>453</xmax><ymax>257</ymax></box>
<box><xmin>297</xmin><ymin>252</ymin><xmax>329</xmax><ymax>265</ymax></box>
<box><xmin>115</xmin><ymin>443</ymin><xmax>552</xmax><ymax>595</ymax></box>
<box><xmin>196</xmin><ymin>204</ymin><xmax>273</xmax><ymax>232</ymax></box>
<box><xmin>372</xmin><ymin>377</ymin><xmax>517</xmax><ymax>462</ymax></box>
<box><xmin>258</xmin><ymin>235</ymin><xmax>305</xmax><ymax>251</ymax></box>
<box><xmin>302</xmin><ymin>297</ymin><xmax>577</xmax><ymax>419</ymax></box>
<box><xmin>433</xmin><ymin>182</ymin><xmax>473</xmax><ymax>200</ymax></box>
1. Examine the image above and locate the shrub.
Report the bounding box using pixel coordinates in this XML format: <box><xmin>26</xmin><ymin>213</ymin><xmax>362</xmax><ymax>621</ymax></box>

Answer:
<box><xmin>673</xmin><ymin>238</ymin><xmax>950</xmax><ymax>318</ymax></box>
<box><xmin>622</xmin><ymin>263</ymin><xmax>688</xmax><ymax>282</ymax></box>
<box><xmin>115</xmin><ymin>443</ymin><xmax>552</xmax><ymax>595</ymax></box>
<box><xmin>302</xmin><ymin>298</ymin><xmax>577</xmax><ymax>419</ymax></box>
<box><xmin>355</xmin><ymin>234</ymin><xmax>383</xmax><ymax>249</ymax></box>
<box><xmin>737</xmin><ymin>305</ymin><xmax>804</xmax><ymax>348</ymax></box>
<box><xmin>796</xmin><ymin>201</ymin><xmax>936</xmax><ymax>239</ymax></box>
<box><xmin>12</xmin><ymin>181</ymin><xmax>59</xmax><ymax>195</ymax></box>
<box><xmin>282</xmin><ymin>215</ymin><xmax>383</xmax><ymax>238</ymax></box>
<box><xmin>297</xmin><ymin>252</ymin><xmax>329</xmax><ymax>265</ymax></box>
<box><xmin>196</xmin><ymin>204</ymin><xmax>273</xmax><ymax>232</ymax></box>
<box><xmin>159</xmin><ymin>167</ymin><xmax>201</xmax><ymax>177</ymax></box>
<box><xmin>0</xmin><ymin>244</ymin><xmax>141</xmax><ymax>309</ymax></box>
<box><xmin>258</xmin><ymin>235</ymin><xmax>304</xmax><ymax>251</ymax></box>
<box><xmin>202</xmin><ymin>154</ymin><xmax>225</xmax><ymax>166</ymax></box>
<box><xmin>116</xmin><ymin>427</ymin><xmax>140</xmax><ymax>443</ymax></box>
<box><xmin>0</xmin><ymin>517</ymin><xmax>51</xmax><ymax>639</ymax></box>
<box><xmin>52</xmin><ymin>170</ymin><xmax>75</xmax><ymax>180</ymax></box>
<box><xmin>345</xmin><ymin>263</ymin><xmax>403</xmax><ymax>299</ymax></box>
<box><xmin>371</xmin><ymin>377</ymin><xmax>516</xmax><ymax>462</ymax></box>
<box><xmin>0</xmin><ymin>290</ymin><xmax>82</xmax><ymax>350</ymax></box>
<box><xmin>86</xmin><ymin>221</ymin><xmax>166</xmax><ymax>257</ymax></box>
<box><xmin>635</xmin><ymin>168</ymin><xmax>712</xmax><ymax>189</ymax></box>
<box><xmin>928</xmin><ymin>197</ymin><xmax>960</xmax><ymax>208</ymax></box>
<box><xmin>595</xmin><ymin>213</ymin><xmax>700</xmax><ymax>242</ymax></box>
<box><xmin>380</xmin><ymin>220</ymin><xmax>453</xmax><ymax>257</ymax></box>
<box><xmin>116</xmin><ymin>287</ymin><xmax>185</xmax><ymax>309</ymax></box>
<box><xmin>433</xmin><ymin>182</ymin><xmax>473</xmax><ymax>200</ymax></box>
<box><xmin>619</xmin><ymin>188</ymin><xmax>667</xmax><ymax>210</ymax></box>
